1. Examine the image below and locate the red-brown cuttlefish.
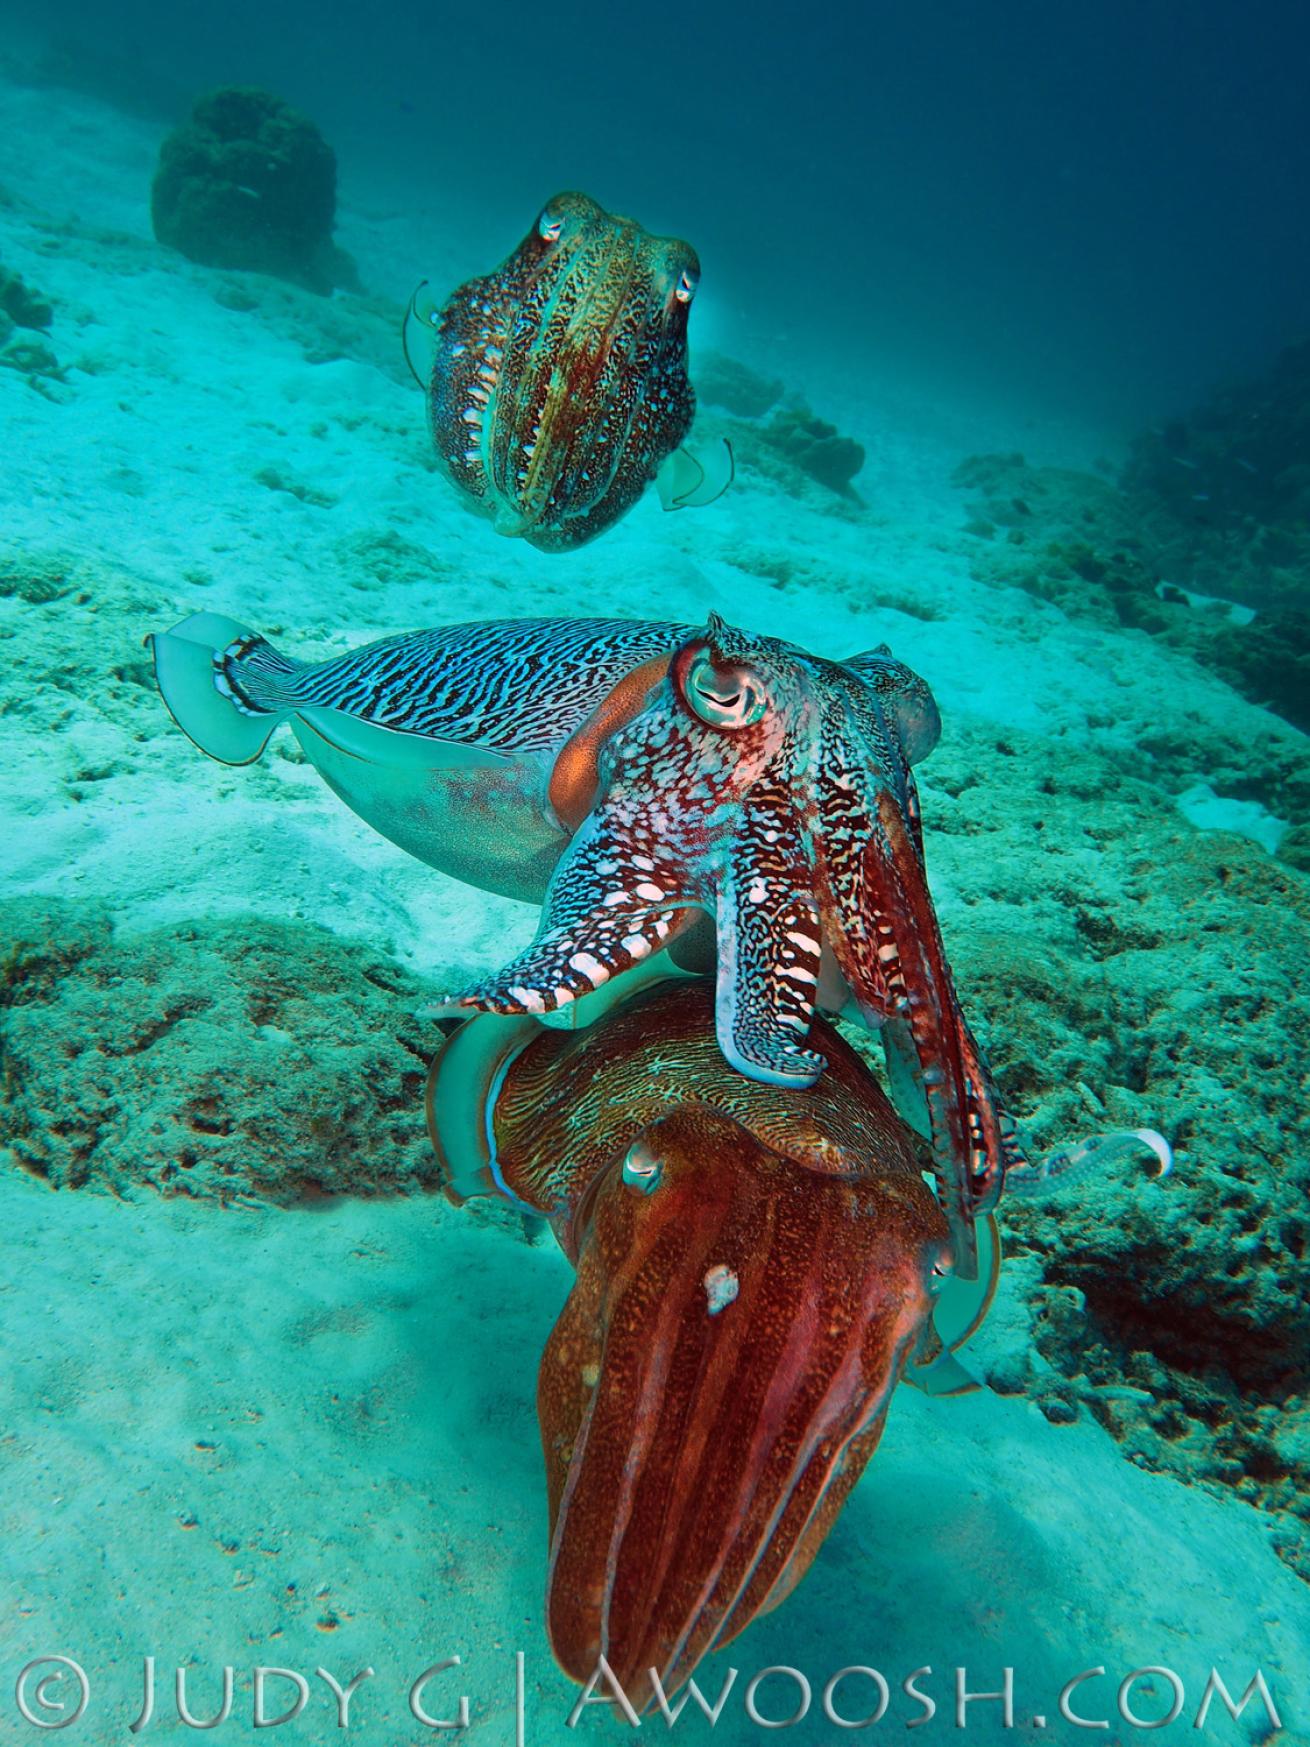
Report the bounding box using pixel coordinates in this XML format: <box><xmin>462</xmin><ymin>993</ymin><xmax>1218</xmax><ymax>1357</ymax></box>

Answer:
<box><xmin>404</xmin><ymin>191</ymin><xmax>731</xmax><ymax>551</ymax></box>
<box><xmin>150</xmin><ymin>609</ymin><xmax>1019</xmax><ymax>1275</ymax></box>
<box><xmin>425</xmin><ymin>976</ymin><xmax>986</xmax><ymax>1711</ymax></box>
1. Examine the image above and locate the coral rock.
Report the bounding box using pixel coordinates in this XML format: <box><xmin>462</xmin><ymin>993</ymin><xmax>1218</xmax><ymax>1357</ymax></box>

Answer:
<box><xmin>150</xmin><ymin>86</ymin><xmax>358</xmax><ymax>295</ymax></box>
<box><xmin>763</xmin><ymin>405</ymin><xmax>865</xmax><ymax>495</ymax></box>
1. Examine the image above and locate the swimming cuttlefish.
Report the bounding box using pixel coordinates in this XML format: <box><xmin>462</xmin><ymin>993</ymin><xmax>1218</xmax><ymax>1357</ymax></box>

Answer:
<box><xmin>150</xmin><ymin>609</ymin><xmax>1023</xmax><ymax>1275</ymax></box>
<box><xmin>425</xmin><ymin>975</ymin><xmax>991</xmax><ymax>1710</ymax></box>
<box><xmin>404</xmin><ymin>191</ymin><xmax>732</xmax><ymax>551</ymax></box>
<box><xmin>425</xmin><ymin>974</ymin><xmax>1172</xmax><ymax>1709</ymax></box>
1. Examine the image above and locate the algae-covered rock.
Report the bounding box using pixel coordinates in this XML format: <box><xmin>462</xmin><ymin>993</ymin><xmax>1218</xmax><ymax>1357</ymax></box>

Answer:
<box><xmin>0</xmin><ymin>899</ymin><xmax>441</xmax><ymax>1204</ymax></box>
<box><xmin>150</xmin><ymin>87</ymin><xmax>359</xmax><ymax>295</ymax></box>
<box><xmin>953</xmin><ymin>450</ymin><xmax>1310</xmax><ymax>734</ymax></box>
<box><xmin>761</xmin><ymin>405</ymin><xmax>864</xmax><ymax>495</ymax></box>
<box><xmin>927</xmin><ymin>737</ymin><xmax>1310</xmax><ymax>1550</ymax></box>
<box><xmin>0</xmin><ymin>262</ymin><xmax>53</xmax><ymax>330</ymax></box>
<box><xmin>718</xmin><ymin>401</ymin><xmax>866</xmax><ymax>505</ymax></box>
<box><xmin>1121</xmin><ymin>339</ymin><xmax>1310</xmax><ymax>618</ymax></box>
<box><xmin>695</xmin><ymin>349</ymin><xmax>784</xmax><ymax>419</ymax></box>
<box><xmin>1278</xmin><ymin>823</ymin><xmax>1310</xmax><ymax>875</ymax></box>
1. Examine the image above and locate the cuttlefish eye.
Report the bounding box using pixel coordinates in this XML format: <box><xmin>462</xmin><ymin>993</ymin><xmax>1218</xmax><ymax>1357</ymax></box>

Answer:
<box><xmin>674</xmin><ymin>267</ymin><xmax>698</xmax><ymax>304</ymax></box>
<box><xmin>538</xmin><ymin>207</ymin><xmax>565</xmax><ymax>242</ymax></box>
<box><xmin>927</xmin><ymin>1254</ymin><xmax>954</xmax><ymax>1295</ymax></box>
<box><xmin>621</xmin><ymin>1139</ymin><xmax>663</xmax><ymax>1194</ymax></box>
<box><xmin>678</xmin><ymin>649</ymin><xmax>769</xmax><ymax>730</ymax></box>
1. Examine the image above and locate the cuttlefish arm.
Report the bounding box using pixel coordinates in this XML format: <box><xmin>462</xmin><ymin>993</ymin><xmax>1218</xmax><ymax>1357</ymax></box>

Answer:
<box><xmin>453</xmin><ymin>618</ymin><xmax>831</xmax><ymax>1085</ymax></box>
<box><xmin>447</xmin><ymin>980</ymin><xmax>948</xmax><ymax>1711</ymax></box>
<box><xmin>452</xmin><ymin>807</ymin><xmax>698</xmax><ymax>1015</ymax></box>
<box><xmin>714</xmin><ymin>791</ymin><xmax>826</xmax><ymax>1085</ymax></box>
<box><xmin>809</xmin><ymin>682</ymin><xmax>1023</xmax><ymax>1276</ymax></box>
<box><xmin>454</xmin><ymin>782</ymin><xmax>827</xmax><ymax>1085</ymax></box>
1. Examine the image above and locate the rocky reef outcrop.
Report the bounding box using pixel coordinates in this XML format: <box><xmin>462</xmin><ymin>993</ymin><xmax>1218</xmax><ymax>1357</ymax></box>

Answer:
<box><xmin>0</xmin><ymin>899</ymin><xmax>438</xmax><ymax>1204</ymax></box>
<box><xmin>150</xmin><ymin>87</ymin><xmax>359</xmax><ymax>295</ymax></box>
<box><xmin>954</xmin><ymin>450</ymin><xmax>1310</xmax><ymax>736</ymax></box>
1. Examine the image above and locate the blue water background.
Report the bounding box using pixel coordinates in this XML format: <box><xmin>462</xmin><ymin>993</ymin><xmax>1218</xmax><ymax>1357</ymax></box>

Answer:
<box><xmin>5</xmin><ymin>0</ymin><xmax>1310</xmax><ymax>434</ymax></box>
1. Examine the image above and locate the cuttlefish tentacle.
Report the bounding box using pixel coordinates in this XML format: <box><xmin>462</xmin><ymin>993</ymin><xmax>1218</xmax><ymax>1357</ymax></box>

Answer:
<box><xmin>715</xmin><ymin>790</ymin><xmax>825</xmax><ymax>1085</ymax></box>
<box><xmin>458</xmin><ymin>809</ymin><xmax>697</xmax><ymax>1015</ymax></box>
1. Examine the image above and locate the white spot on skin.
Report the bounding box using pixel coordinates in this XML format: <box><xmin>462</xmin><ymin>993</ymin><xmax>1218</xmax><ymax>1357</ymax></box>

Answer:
<box><xmin>785</xmin><ymin>931</ymin><xmax>820</xmax><ymax>954</ymax></box>
<box><xmin>603</xmin><ymin>890</ymin><xmax>631</xmax><ymax>907</ymax></box>
<box><xmin>634</xmin><ymin>881</ymin><xmax>666</xmax><ymax>902</ymax></box>
<box><xmin>568</xmin><ymin>952</ymin><xmax>609</xmax><ymax>984</ymax></box>
<box><xmin>631</xmin><ymin>854</ymin><xmax>656</xmax><ymax>871</ymax></box>
<box><xmin>747</xmin><ymin>879</ymin><xmax>769</xmax><ymax>905</ymax></box>
<box><xmin>781</xmin><ymin>966</ymin><xmax>818</xmax><ymax>985</ymax></box>
<box><xmin>704</xmin><ymin>1264</ymin><xmax>739</xmax><ymax>1315</ymax></box>
<box><xmin>620</xmin><ymin>934</ymin><xmax>652</xmax><ymax>960</ymax></box>
<box><xmin>509</xmin><ymin>986</ymin><xmax>546</xmax><ymax>1014</ymax></box>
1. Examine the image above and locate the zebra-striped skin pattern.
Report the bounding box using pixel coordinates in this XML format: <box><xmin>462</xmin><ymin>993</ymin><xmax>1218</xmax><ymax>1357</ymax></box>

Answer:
<box><xmin>204</xmin><ymin>606</ymin><xmax>1019</xmax><ymax>1271</ymax></box>
<box><xmin>228</xmin><ymin>616</ymin><xmax>692</xmax><ymax>751</ymax></box>
<box><xmin>444</xmin><ymin>611</ymin><xmax>1024</xmax><ymax>1276</ymax></box>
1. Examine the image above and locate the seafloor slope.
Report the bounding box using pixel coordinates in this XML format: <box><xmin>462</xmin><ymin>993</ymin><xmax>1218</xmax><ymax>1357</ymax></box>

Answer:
<box><xmin>1</xmin><ymin>70</ymin><xmax>1308</xmax><ymax>1745</ymax></box>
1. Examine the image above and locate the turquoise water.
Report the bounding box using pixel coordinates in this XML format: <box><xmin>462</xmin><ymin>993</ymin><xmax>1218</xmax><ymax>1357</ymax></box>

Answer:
<box><xmin>1</xmin><ymin>4</ymin><xmax>1308</xmax><ymax>1742</ymax></box>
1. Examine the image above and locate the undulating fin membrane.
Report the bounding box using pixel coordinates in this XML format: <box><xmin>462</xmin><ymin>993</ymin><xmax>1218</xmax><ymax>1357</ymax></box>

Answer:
<box><xmin>402</xmin><ymin>280</ymin><xmax>441</xmax><ymax>389</ymax></box>
<box><xmin>149</xmin><ymin>611</ymin><xmax>280</xmax><ymax>767</ymax></box>
<box><xmin>903</xmin><ymin>1213</ymin><xmax>1002</xmax><ymax>1397</ymax></box>
<box><xmin>656</xmin><ymin>438</ymin><xmax>734</xmax><ymax>510</ymax></box>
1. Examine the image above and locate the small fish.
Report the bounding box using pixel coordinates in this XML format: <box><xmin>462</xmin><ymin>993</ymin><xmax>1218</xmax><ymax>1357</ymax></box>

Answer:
<box><xmin>1007</xmin><ymin>1127</ymin><xmax>1173</xmax><ymax>1193</ymax></box>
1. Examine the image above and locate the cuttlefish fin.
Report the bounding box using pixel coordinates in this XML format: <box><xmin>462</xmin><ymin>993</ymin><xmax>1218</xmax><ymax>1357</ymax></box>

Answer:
<box><xmin>451</xmin><ymin>811</ymin><xmax>697</xmax><ymax>1018</ymax></box>
<box><xmin>150</xmin><ymin>612</ymin><xmax>511</xmax><ymax>774</ymax></box>
<box><xmin>423</xmin><ymin>1010</ymin><xmax>541</xmax><ymax>1208</ymax></box>
<box><xmin>402</xmin><ymin>280</ymin><xmax>440</xmax><ymax>388</ymax></box>
<box><xmin>292</xmin><ymin>707</ymin><xmax>511</xmax><ymax>771</ymax></box>
<box><xmin>903</xmin><ymin>1212</ymin><xmax>1001</xmax><ymax>1397</ymax></box>
<box><xmin>656</xmin><ymin>438</ymin><xmax>735</xmax><ymax>511</ymax></box>
<box><xmin>715</xmin><ymin>808</ymin><xmax>826</xmax><ymax>1086</ymax></box>
<box><xmin>149</xmin><ymin>611</ymin><xmax>282</xmax><ymax>766</ymax></box>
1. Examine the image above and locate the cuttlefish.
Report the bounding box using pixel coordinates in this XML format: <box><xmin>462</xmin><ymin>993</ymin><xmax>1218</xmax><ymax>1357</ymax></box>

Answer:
<box><xmin>150</xmin><ymin>609</ymin><xmax>1020</xmax><ymax>1273</ymax></box>
<box><xmin>425</xmin><ymin>976</ymin><xmax>975</xmax><ymax>1709</ymax></box>
<box><xmin>405</xmin><ymin>191</ymin><xmax>731</xmax><ymax>551</ymax></box>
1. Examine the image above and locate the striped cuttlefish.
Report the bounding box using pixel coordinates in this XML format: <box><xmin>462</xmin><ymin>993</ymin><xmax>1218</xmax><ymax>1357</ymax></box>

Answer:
<box><xmin>151</xmin><ymin>609</ymin><xmax>1020</xmax><ymax>1276</ymax></box>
